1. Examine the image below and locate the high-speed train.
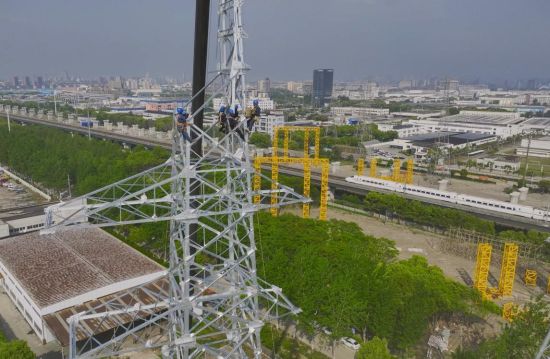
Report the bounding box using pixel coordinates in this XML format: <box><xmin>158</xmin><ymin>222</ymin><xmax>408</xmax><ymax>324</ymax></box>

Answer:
<box><xmin>345</xmin><ymin>175</ymin><xmax>550</xmax><ymax>223</ymax></box>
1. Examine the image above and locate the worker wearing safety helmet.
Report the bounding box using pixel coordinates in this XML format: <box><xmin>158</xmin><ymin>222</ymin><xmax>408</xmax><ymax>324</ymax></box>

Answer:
<box><xmin>176</xmin><ymin>107</ymin><xmax>191</xmax><ymax>142</ymax></box>
<box><xmin>218</xmin><ymin>105</ymin><xmax>229</xmax><ymax>135</ymax></box>
<box><xmin>245</xmin><ymin>99</ymin><xmax>261</xmax><ymax>132</ymax></box>
<box><xmin>228</xmin><ymin>106</ymin><xmax>245</xmax><ymax>140</ymax></box>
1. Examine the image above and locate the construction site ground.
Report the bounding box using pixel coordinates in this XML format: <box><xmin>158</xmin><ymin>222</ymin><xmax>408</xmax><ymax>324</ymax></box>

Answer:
<box><xmin>0</xmin><ymin>180</ymin><xmax>43</xmax><ymax>210</ymax></box>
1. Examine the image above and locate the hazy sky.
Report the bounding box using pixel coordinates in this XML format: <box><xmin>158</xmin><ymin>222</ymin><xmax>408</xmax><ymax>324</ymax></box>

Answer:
<box><xmin>1</xmin><ymin>0</ymin><xmax>549</xmax><ymax>82</ymax></box>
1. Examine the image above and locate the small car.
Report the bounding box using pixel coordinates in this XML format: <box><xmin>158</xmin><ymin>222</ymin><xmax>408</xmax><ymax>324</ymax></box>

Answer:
<box><xmin>340</xmin><ymin>337</ymin><xmax>360</xmax><ymax>350</ymax></box>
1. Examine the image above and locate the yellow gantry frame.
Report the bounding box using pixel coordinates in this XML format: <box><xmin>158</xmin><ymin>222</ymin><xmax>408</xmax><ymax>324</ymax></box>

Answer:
<box><xmin>369</xmin><ymin>158</ymin><xmax>377</xmax><ymax>178</ymax></box>
<box><xmin>273</xmin><ymin>126</ymin><xmax>321</xmax><ymax>159</ymax></box>
<box><xmin>357</xmin><ymin>158</ymin><xmax>365</xmax><ymax>176</ymax></box>
<box><xmin>502</xmin><ymin>302</ymin><xmax>519</xmax><ymax>321</ymax></box>
<box><xmin>498</xmin><ymin>243</ymin><xmax>519</xmax><ymax>296</ymax></box>
<box><xmin>254</xmin><ymin>156</ymin><xmax>329</xmax><ymax>220</ymax></box>
<box><xmin>474</xmin><ymin>243</ymin><xmax>492</xmax><ymax>299</ymax></box>
<box><xmin>368</xmin><ymin>157</ymin><xmax>414</xmax><ymax>184</ymax></box>
<box><xmin>525</xmin><ymin>269</ymin><xmax>537</xmax><ymax>287</ymax></box>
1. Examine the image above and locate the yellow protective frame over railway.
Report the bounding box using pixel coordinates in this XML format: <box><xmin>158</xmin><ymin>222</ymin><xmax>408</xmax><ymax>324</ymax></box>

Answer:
<box><xmin>254</xmin><ymin>126</ymin><xmax>328</xmax><ymax>221</ymax></box>
<box><xmin>273</xmin><ymin>126</ymin><xmax>321</xmax><ymax>159</ymax></box>
<box><xmin>254</xmin><ymin>156</ymin><xmax>329</xmax><ymax>221</ymax></box>
<box><xmin>474</xmin><ymin>243</ymin><xmax>492</xmax><ymax>299</ymax></box>
<box><xmin>498</xmin><ymin>243</ymin><xmax>519</xmax><ymax>296</ymax></box>
<box><xmin>357</xmin><ymin>158</ymin><xmax>365</xmax><ymax>176</ymax></box>
<box><xmin>525</xmin><ymin>269</ymin><xmax>537</xmax><ymax>287</ymax></box>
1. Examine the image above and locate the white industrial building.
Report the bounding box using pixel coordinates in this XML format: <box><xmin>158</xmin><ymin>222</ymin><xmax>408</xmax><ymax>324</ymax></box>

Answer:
<box><xmin>331</xmin><ymin>107</ymin><xmax>390</xmax><ymax>117</ymax></box>
<box><xmin>377</xmin><ymin>123</ymin><xmax>429</xmax><ymax>138</ymax></box>
<box><xmin>255</xmin><ymin>112</ymin><xmax>285</xmax><ymax>136</ymax></box>
<box><xmin>0</xmin><ymin>228</ymin><xmax>166</xmax><ymax>345</ymax></box>
<box><xmin>517</xmin><ymin>136</ymin><xmax>550</xmax><ymax>158</ymax></box>
<box><xmin>407</xmin><ymin>111</ymin><xmax>524</xmax><ymax>139</ymax></box>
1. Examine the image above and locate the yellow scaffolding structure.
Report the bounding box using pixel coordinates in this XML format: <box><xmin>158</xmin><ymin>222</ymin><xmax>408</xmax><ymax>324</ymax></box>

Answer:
<box><xmin>254</xmin><ymin>156</ymin><xmax>330</xmax><ymax>221</ymax></box>
<box><xmin>357</xmin><ymin>158</ymin><xmax>365</xmax><ymax>176</ymax></box>
<box><xmin>498</xmin><ymin>243</ymin><xmax>519</xmax><ymax>297</ymax></box>
<box><xmin>273</xmin><ymin>126</ymin><xmax>321</xmax><ymax>159</ymax></box>
<box><xmin>392</xmin><ymin>159</ymin><xmax>402</xmax><ymax>182</ymax></box>
<box><xmin>405</xmin><ymin>159</ymin><xmax>414</xmax><ymax>184</ymax></box>
<box><xmin>502</xmin><ymin>302</ymin><xmax>519</xmax><ymax>321</ymax></box>
<box><xmin>474</xmin><ymin>243</ymin><xmax>492</xmax><ymax>299</ymax></box>
<box><xmin>525</xmin><ymin>269</ymin><xmax>537</xmax><ymax>287</ymax></box>
<box><xmin>369</xmin><ymin>158</ymin><xmax>377</xmax><ymax>178</ymax></box>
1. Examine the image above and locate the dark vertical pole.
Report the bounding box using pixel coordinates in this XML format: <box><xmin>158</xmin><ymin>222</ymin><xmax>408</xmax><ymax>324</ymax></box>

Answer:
<box><xmin>191</xmin><ymin>0</ymin><xmax>211</xmax><ymax>158</ymax></box>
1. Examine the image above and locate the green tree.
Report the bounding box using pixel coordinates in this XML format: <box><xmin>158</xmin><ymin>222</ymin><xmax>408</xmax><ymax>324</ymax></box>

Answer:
<box><xmin>454</xmin><ymin>297</ymin><xmax>550</xmax><ymax>359</ymax></box>
<box><xmin>460</xmin><ymin>168</ymin><xmax>469</xmax><ymax>178</ymax></box>
<box><xmin>0</xmin><ymin>340</ymin><xmax>35</xmax><ymax>359</ymax></box>
<box><xmin>249</xmin><ymin>132</ymin><xmax>271</xmax><ymax>148</ymax></box>
<box><xmin>357</xmin><ymin>337</ymin><xmax>394</xmax><ymax>359</ymax></box>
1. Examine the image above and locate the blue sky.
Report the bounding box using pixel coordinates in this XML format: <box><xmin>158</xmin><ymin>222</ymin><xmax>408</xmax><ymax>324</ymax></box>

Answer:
<box><xmin>1</xmin><ymin>0</ymin><xmax>549</xmax><ymax>82</ymax></box>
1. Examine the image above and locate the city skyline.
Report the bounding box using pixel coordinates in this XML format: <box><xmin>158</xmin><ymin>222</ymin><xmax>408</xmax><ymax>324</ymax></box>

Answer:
<box><xmin>1</xmin><ymin>0</ymin><xmax>550</xmax><ymax>83</ymax></box>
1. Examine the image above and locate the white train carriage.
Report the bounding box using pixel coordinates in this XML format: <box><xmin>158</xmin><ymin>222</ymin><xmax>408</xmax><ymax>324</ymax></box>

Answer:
<box><xmin>345</xmin><ymin>175</ymin><xmax>550</xmax><ymax>223</ymax></box>
<box><xmin>455</xmin><ymin>194</ymin><xmax>535</xmax><ymax>218</ymax></box>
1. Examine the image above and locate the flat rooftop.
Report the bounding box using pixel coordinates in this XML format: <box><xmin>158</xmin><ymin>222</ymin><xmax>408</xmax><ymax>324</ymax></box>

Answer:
<box><xmin>403</xmin><ymin>132</ymin><xmax>496</xmax><ymax>147</ymax></box>
<box><xmin>438</xmin><ymin>113</ymin><xmax>524</xmax><ymax>125</ymax></box>
<box><xmin>0</xmin><ymin>228</ymin><xmax>164</xmax><ymax>309</ymax></box>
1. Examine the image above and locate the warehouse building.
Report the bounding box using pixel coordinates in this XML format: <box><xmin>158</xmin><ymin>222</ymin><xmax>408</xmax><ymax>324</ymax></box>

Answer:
<box><xmin>407</xmin><ymin>111</ymin><xmax>524</xmax><ymax>139</ymax></box>
<box><xmin>0</xmin><ymin>228</ymin><xmax>166</xmax><ymax>345</ymax></box>
<box><xmin>393</xmin><ymin>132</ymin><xmax>497</xmax><ymax>159</ymax></box>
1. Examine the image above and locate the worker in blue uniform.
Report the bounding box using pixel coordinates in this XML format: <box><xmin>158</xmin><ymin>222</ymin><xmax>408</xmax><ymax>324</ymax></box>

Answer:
<box><xmin>176</xmin><ymin>107</ymin><xmax>191</xmax><ymax>142</ymax></box>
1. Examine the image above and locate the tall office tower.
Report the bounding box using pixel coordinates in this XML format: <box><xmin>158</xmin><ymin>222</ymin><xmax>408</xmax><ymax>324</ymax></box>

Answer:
<box><xmin>312</xmin><ymin>69</ymin><xmax>334</xmax><ymax>108</ymax></box>
<box><xmin>258</xmin><ymin>77</ymin><xmax>271</xmax><ymax>96</ymax></box>
<box><xmin>25</xmin><ymin>76</ymin><xmax>32</xmax><ymax>89</ymax></box>
<box><xmin>36</xmin><ymin>76</ymin><xmax>44</xmax><ymax>89</ymax></box>
<box><xmin>13</xmin><ymin>76</ymin><xmax>20</xmax><ymax>88</ymax></box>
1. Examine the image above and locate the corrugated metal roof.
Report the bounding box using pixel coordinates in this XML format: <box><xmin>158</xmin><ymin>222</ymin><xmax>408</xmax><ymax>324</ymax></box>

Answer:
<box><xmin>0</xmin><ymin>228</ymin><xmax>164</xmax><ymax>308</ymax></box>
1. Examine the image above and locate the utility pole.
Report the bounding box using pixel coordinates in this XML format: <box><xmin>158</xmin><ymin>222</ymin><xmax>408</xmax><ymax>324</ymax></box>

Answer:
<box><xmin>522</xmin><ymin>134</ymin><xmax>531</xmax><ymax>183</ymax></box>
<box><xmin>6</xmin><ymin>107</ymin><xmax>10</xmax><ymax>133</ymax></box>
<box><xmin>67</xmin><ymin>174</ymin><xmax>71</xmax><ymax>199</ymax></box>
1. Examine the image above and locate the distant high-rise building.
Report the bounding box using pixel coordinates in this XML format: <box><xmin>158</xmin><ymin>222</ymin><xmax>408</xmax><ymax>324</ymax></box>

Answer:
<box><xmin>258</xmin><ymin>77</ymin><xmax>271</xmax><ymax>96</ymax></box>
<box><xmin>13</xmin><ymin>76</ymin><xmax>20</xmax><ymax>88</ymax></box>
<box><xmin>24</xmin><ymin>76</ymin><xmax>32</xmax><ymax>89</ymax></box>
<box><xmin>36</xmin><ymin>76</ymin><xmax>44</xmax><ymax>89</ymax></box>
<box><xmin>312</xmin><ymin>69</ymin><xmax>334</xmax><ymax>108</ymax></box>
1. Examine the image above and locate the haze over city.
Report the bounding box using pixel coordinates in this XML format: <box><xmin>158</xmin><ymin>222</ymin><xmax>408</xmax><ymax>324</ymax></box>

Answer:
<box><xmin>1</xmin><ymin>0</ymin><xmax>550</xmax><ymax>358</ymax></box>
<box><xmin>2</xmin><ymin>0</ymin><xmax>550</xmax><ymax>82</ymax></box>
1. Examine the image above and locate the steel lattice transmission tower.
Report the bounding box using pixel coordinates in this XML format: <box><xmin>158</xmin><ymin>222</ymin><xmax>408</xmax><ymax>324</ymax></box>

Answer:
<box><xmin>43</xmin><ymin>1</ymin><xmax>306</xmax><ymax>357</ymax></box>
<box><xmin>218</xmin><ymin>0</ymin><xmax>248</xmax><ymax>107</ymax></box>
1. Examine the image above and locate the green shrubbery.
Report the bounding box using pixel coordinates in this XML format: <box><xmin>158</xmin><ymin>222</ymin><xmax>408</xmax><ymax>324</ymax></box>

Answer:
<box><xmin>0</xmin><ymin>120</ymin><xmax>167</xmax><ymax>195</ymax></box>
<box><xmin>0</xmin><ymin>331</ymin><xmax>34</xmax><ymax>359</ymax></box>
<box><xmin>256</xmin><ymin>213</ymin><xmax>496</xmax><ymax>351</ymax></box>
